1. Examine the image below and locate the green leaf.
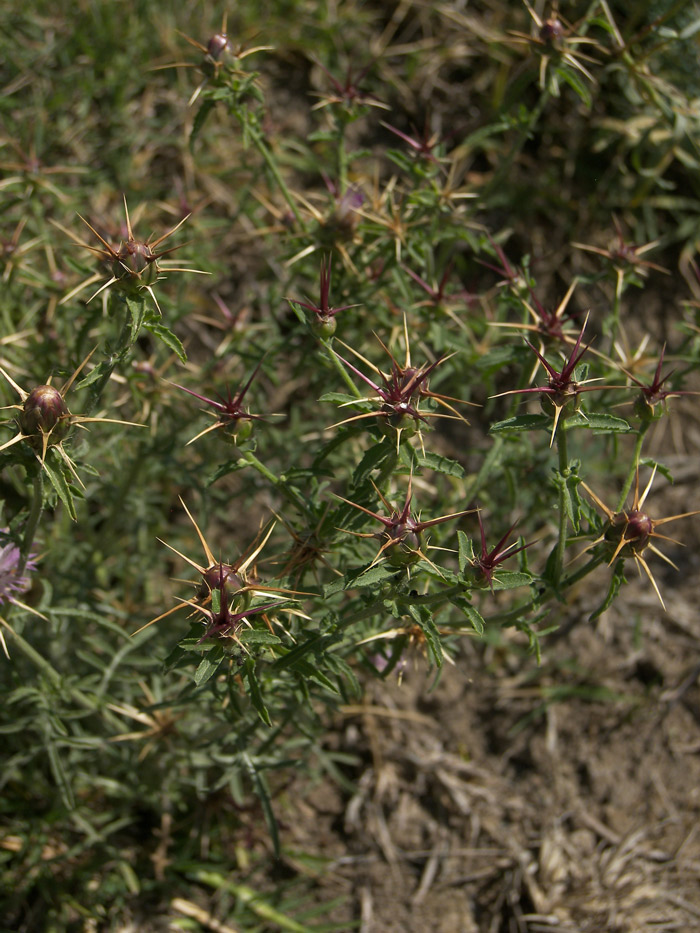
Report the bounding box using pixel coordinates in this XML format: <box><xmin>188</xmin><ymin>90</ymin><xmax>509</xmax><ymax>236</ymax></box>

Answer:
<box><xmin>552</xmin><ymin>464</ymin><xmax>583</xmax><ymax>532</ymax></box>
<box><xmin>457</xmin><ymin>530</ymin><xmax>474</xmax><ymax>574</ymax></box>
<box><xmin>244</xmin><ymin>659</ymin><xmax>272</xmax><ymax>725</ymax></box>
<box><xmin>556</xmin><ymin>64</ymin><xmax>592</xmax><ymax>108</ymax></box>
<box><xmin>42</xmin><ymin>450</ymin><xmax>77</xmax><ymax>521</ymax></box>
<box><xmin>490</xmin><ymin>570</ymin><xmax>533</xmax><ymax>591</ymax></box>
<box><xmin>449</xmin><ymin>595</ymin><xmax>486</xmax><ymax>634</ymax></box>
<box><xmin>407</xmin><ymin>604</ymin><xmax>443</xmax><ymax>667</ymax></box>
<box><xmin>291</xmin><ymin>657</ymin><xmax>340</xmax><ymax>694</ymax></box>
<box><xmin>239</xmin><ymin>630</ymin><xmax>282</xmax><ymax>647</ymax></box>
<box><xmin>352</xmin><ymin>438</ymin><xmax>395</xmax><ymax>486</ymax></box>
<box><xmin>474</xmin><ymin>344</ymin><xmax>526</xmax><ymax>373</ymax></box>
<box><xmin>46</xmin><ymin>738</ymin><xmax>75</xmax><ymax>810</ymax></box>
<box><xmin>194</xmin><ymin>652</ymin><xmax>223</xmax><ymax>686</ymax></box>
<box><xmin>402</xmin><ymin>447</ymin><xmax>465</xmax><ymax>478</ymax></box>
<box><xmin>318</xmin><ymin>391</ymin><xmax>365</xmax><ymax>405</ymax></box>
<box><xmin>562</xmin><ymin>412</ymin><xmax>632</xmax><ymax>434</ymax></box>
<box><xmin>125</xmin><ymin>294</ymin><xmax>148</xmax><ymax>342</ymax></box>
<box><xmin>325</xmin><ymin>653</ymin><xmax>362</xmax><ymax>698</ymax></box>
<box><xmin>346</xmin><ymin>562</ymin><xmax>400</xmax><ymax>591</ymax></box>
<box><xmin>190</xmin><ymin>99</ymin><xmax>215</xmax><ymax>151</ymax></box>
<box><xmin>589</xmin><ymin>559</ymin><xmax>626</xmax><ymax>621</ymax></box>
<box><xmin>489</xmin><ymin>414</ymin><xmax>551</xmax><ymax>434</ymax></box>
<box><xmin>143</xmin><ymin>320</ymin><xmax>187</xmax><ymax>363</ymax></box>
<box><xmin>241</xmin><ymin>754</ymin><xmax>280</xmax><ymax>859</ymax></box>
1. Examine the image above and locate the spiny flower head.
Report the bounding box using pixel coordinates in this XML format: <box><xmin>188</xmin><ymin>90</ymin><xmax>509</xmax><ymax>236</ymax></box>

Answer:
<box><xmin>311</xmin><ymin>60</ymin><xmax>388</xmax><ymax>114</ymax></box>
<box><xmin>0</xmin><ymin>353</ymin><xmax>143</xmax><ymax>488</ymax></box>
<box><xmin>331</xmin><ymin>317</ymin><xmax>472</xmax><ymax>446</ymax></box>
<box><xmin>509</xmin><ymin>1</ymin><xmax>601</xmax><ymax>91</ymax></box>
<box><xmin>172</xmin><ymin>359</ymin><xmax>267</xmax><ymax>445</ymax></box>
<box><xmin>133</xmin><ymin>499</ymin><xmax>297</xmax><ymax>637</ymax></box>
<box><xmin>574</xmin><ymin>217</ymin><xmax>669</xmax><ymax>280</ymax></box>
<box><xmin>289</xmin><ymin>254</ymin><xmax>358</xmax><ymax>338</ymax></box>
<box><xmin>581</xmin><ymin>467</ymin><xmax>700</xmax><ymax>609</ymax></box>
<box><xmin>58</xmin><ymin>196</ymin><xmax>206</xmax><ymax>312</ymax></box>
<box><xmin>620</xmin><ymin>345</ymin><xmax>700</xmax><ymax>421</ymax></box>
<box><xmin>493</xmin><ymin>317</ymin><xmax>621</xmax><ymax>445</ymax></box>
<box><xmin>468</xmin><ymin>511</ymin><xmax>533</xmax><ymax>590</ymax></box>
<box><xmin>338</xmin><ymin>478</ymin><xmax>473</xmax><ymax>569</ymax></box>
<box><xmin>179</xmin><ymin>14</ymin><xmax>272</xmax><ymax>105</ymax></box>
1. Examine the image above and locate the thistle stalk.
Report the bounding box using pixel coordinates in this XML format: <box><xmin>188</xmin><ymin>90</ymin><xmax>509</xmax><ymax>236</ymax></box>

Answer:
<box><xmin>616</xmin><ymin>422</ymin><xmax>650</xmax><ymax>511</ymax></box>
<box><xmin>553</xmin><ymin>425</ymin><xmax>569</xmax><ymax>588</ymax></box>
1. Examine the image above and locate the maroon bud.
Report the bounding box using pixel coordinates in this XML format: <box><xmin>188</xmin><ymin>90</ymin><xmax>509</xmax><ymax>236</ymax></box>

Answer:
<box><xmin>197</xmin><ymin>562</ymin><xmax>244</xmax><ymax>600</ymax></box>
<box><xmin>605</xmin><ymin>509</ymin><xmax>653</xmax><ymax>555</ymax></box>
<box><xmin>19</xmin><ymin>385</ymin><xmax>71</xmax><ymax>445</ymax></box>
<box><xmin>539</xmin><ymin>19</ymin><xmax>564</xmax><ymax>43</ymax></box>
<box><xmin>207</xmin><ymin>33</ymin><xmax>232</xmax><ymax>59</ymax></box>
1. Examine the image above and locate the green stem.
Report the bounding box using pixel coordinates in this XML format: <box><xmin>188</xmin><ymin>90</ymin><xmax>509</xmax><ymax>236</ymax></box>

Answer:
<box><xmin>19</xmin><ymin>472</ymin><xmax>44</xmax><ymax>576</ymax></box>
<box><xmin>247</xmin><ymin>124</ymin><xmax>307</xmax><ymax>231</ymax></box>
<box><xmin>616</xmin><ymin>422</ymin><xmax>649</xmax><ymax>511</ymax></box>
<box><xmin>86</xmin><ymin>296</ymin><xmax>139</xmax><ymax>415</ymax></box>
<box><xmin>553</xmin><ymin>425</ymin><xmax>569</xmax><ymax>588</ymax></box>
<box><xmin>321</xmin><ymin>338</ymin><xmax>364</xmax><ymax>397</ymax></box>
<box><xmin>239</xmin><ymin>450</ymin><xmax>313</xmax><ymax>518</ymax></box>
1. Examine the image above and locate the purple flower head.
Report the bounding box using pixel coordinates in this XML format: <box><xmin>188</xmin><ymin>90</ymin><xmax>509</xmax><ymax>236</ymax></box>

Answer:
<box><xmin>0</xmin><ymin>532</ymin><xmax>36</xmax><ymax>606</ymax></box>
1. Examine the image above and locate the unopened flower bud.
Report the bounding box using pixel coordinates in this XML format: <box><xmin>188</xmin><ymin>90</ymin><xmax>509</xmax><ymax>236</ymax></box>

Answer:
<box><xmin>113</xmin><ymin>240</ymin><xmax>158</xmax><ymax>288</ymax></box>
<box><xmin>605</xmin><ymin>509</ymin><xmax>653</xmax><ymax>555</ymax></box>
<box><xmin>539</xmin><ymin>19</ymin><xmax>564</xmax><ymax>44</ymax></box>
<box><xmin>197</xmin><ymin>562</ymin><xmax>244</xmax><ymax>600</ymax></box>
<box><xmin>19</xmin><ymin>385</ymin><xmax>71</xmax><ymax>446</ymax></box>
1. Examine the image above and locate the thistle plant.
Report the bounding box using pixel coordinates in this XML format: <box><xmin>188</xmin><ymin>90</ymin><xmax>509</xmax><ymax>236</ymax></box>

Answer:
<box><xmin>2</xmin><ymin>3</ymin><xmax>700</xmax><ymax>929</ymax></box>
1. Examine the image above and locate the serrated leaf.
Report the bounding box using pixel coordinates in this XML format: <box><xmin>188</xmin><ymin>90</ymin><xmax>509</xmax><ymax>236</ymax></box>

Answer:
<box><xmin>403</xmin><ymin>448</ymin><xmax>465</xmax><ymax>478</ymax></box>
<box><xmin>347</xmin><ymin>562</ymin><xmax>399</xmax><ymax>590</ymax></box>
<box><xmin>490</xmin><ymin>570</ymin><xmax>533</xmax><ymax>590</ymax></box>
<box><xmin>562</xmin><ymin>412</ymin><xmax>631</xmax><ymax>434</ymax></box>
<box><xmin>239</xmin><ymin>630</ymin><xmax>282</xmax><ymax>647</ymax></box>
<box><xmin>457</xmin><ymin>531</ymin><xmax>474</xmax><ymax>574</ymax></box>
<box><xmin>449</xmin><ymin>595</ymin><xmax>486</xmax><ymax>634</ymax></box>
<box><xmin>143</xmin><ymin>321</ymin><xmax>187</xmax><ymax>363</ymax></box>
<box><xmin>640</xmin><ymin>457</ymin><xmax>674</xmax><ymax>484</ymax></box>
<box><xmin>352</xmin><ymin>439</ymin><xmax>395</xmax><ymax>486</ymax></box>
<box><xmin>490</xmin><ymin>414</ymin><xmax>551</xmax><ymax>433</ymax></box>
<box><xmin>125</xmin><ymin>294</ymin><xmax>148</xmax><ymax>342</ymax></box>
<box><xmin>74</xmin><ymin>358</ymin><xmax>120</xmax><ymax>392</ymax></box>
<box><xmin>318</xmin><ymin>391</ymin><xmax>362</xmax><ymax>405</ymax></box>
<box><xmin>42</xmin><ymin>451</ymin><xmax>77</xmax><ymax>521</ymax></box>
<box><xmin>206</xmin><ymin>458</ymin><xmax>248</xmax><ymax>486</ymax></box>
